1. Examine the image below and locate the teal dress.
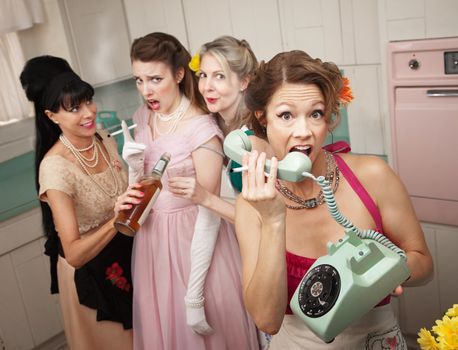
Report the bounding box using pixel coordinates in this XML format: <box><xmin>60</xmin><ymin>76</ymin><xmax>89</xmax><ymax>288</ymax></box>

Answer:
<box><xmin>227</xmin><ymin>129</ymin><xmax>254</xmax><ymax>193</ymax></box>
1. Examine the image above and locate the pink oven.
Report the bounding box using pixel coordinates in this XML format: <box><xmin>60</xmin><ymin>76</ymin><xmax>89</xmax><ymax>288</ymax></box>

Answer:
<box><xmin>388</xmin><ymin>37</ymin><xmax>458</xmax><ymax>226</ymax></box>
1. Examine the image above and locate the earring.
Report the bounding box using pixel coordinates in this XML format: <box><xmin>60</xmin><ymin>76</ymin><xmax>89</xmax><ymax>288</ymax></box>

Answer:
<box><xmin>329</xmin><ymin>129</ymin><xmax>334</xmax><ymax>144</ymax></box>
<box><xmin>52</xmin><ymin>119</ymin><xmax>59</xmax><ymax>125</ymax></box>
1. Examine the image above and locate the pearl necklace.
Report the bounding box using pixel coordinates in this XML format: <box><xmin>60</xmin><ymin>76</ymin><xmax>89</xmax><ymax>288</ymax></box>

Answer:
<box><xmin>275</xmin><ymin>151</ymin><xmax>339</xmax><ymax>209</ymax></box>
<box><xmin>153</xmin><ymin>95</ymin><xmax>191</xmax><ymax>136</ymax></box>
<box><xmin>60</xmin><ymin>135</ymin><xmax>98</xmax><ymax>168</ymax></box>
<box><xmin>59</xmin><ymin>134</ymin><xmax>120</xmax><ymax>197</ymax></box>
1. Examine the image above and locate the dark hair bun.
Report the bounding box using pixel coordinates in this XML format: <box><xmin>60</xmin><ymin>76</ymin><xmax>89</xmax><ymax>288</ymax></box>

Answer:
<box><xmin>20</xmin><ymin>55</ymin><xmax>73</xmax><ymax>103</ymax></box>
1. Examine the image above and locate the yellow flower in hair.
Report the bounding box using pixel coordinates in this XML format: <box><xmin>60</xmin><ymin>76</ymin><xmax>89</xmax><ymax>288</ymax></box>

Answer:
<box><xmin>339</xmin><ymin>77</ymin><xmax>354</xmax><ymax>106</ymax></box>
<box><xmin>189</xmin><ymin>51</ymin><xmax>200</xmax><ymax>74</ymax></box>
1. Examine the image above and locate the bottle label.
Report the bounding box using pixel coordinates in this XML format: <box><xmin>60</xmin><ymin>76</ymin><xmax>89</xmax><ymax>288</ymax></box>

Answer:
<box><xmin>138</xmin><ymin>188</ymin><xmax>161</xmax><ymax>226</ymax></box>
<box><xmin>154</xmin><ymin>159</ymin><xmax>167</xmax><ymax>174</ymax></box>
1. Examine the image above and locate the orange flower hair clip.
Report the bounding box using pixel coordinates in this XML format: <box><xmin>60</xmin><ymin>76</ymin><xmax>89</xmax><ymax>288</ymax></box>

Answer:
<box><xmin>339</xmin><ymin>77</ymin><xmax>354</xmax><ymax>106</ymax></box>
<box><xmin>189</xmin><ymin>51</ymin><xmax>200</xmax><ymax>74</ymax></box>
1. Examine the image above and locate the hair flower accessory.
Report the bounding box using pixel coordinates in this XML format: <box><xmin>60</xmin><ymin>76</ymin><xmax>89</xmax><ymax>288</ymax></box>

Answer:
<box><xmin>189</xmin><ymin>51</ymin><xmax>200</xmax><ymax>74</ymax></box>
<box><xmin>339</xmin><ymin>77</ymin><xmax>354</xmax><ymax>106</ymax></box>
<box><xmin>417</xmin><ymin>304</ymin><xmax>458</xmax><ymax>350</ymax></box>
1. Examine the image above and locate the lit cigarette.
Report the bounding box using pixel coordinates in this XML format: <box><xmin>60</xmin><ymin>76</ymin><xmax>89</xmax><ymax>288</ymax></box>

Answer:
<box><xmin>108</xmin><ymin>123</ymin><xmax>137</xmax><ymax>137</ymax></box>
<box><xmin>229</xmin><ymin>166</ymin><xmax>248</xmax><ymax>173</ymax></box>
<box><xmin>230</xmin><ymin>165</ymin><xmax>312</xmax><ymax>179</ymax></box>
<box><xmin>230</xmin><ymin>166</ymin><xmax>270</xmax><ymax>178</ymax></box>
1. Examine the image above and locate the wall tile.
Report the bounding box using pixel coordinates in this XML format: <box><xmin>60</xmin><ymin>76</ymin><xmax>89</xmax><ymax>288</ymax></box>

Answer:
<box><xmin>182</xmin><ymin>0</ymin><xmax>233</xmax><ymax>53</ymax></box>
<box><xmin>123</xmin><ymin>0</ymin><xmax>188</xmax><ymax>47</ymax></box>
<box><xmin>339</xmin><ymin>0</ymin><xmax>357</xmax><ymax>64</ymax></box>
<box><xmin>387</xmin><ymin>18</ymin><xmax>426</xmax><ymax>41</ymax></box>
<box><xmin>425</xmin><ymin>0</ymin><xmax>458</xmax><ymax>38</ymax></box>
<box><xmin>352</xmin><ymin>0</ymin><xmax>381</xmax><ymax>64</ymax></box>
<box><xmin>385</xmin><ymin>0</ymin><xmax>425</xmax><ymax>20</ymax></box>
<box><xmin>343</xmin><ymin>65</ymin><xmax>385</xmax><ymax>155</ymax></box>
<box><xmin>230</xmin><ymin>0</ymin><xmax>283</xmax><ymax>60</ymax></box>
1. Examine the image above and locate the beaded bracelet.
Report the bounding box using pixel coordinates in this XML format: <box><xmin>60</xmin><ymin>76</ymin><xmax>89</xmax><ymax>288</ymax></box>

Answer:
<box><xmin>184</xmin><ymin>296</ymin><xmax>205</xmax><ymax>309</ymax></box>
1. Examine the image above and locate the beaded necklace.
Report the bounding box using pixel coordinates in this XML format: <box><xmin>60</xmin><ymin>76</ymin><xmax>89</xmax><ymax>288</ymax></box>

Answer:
<box><xmin>275</xmin><ymin>151</ymin><xmax>339</xmax><ymax>209</ymax></box>
<box><xmin>59</xmin><ymin>134</ymin><xmax>120</xmax><ymax>197</ymax></box>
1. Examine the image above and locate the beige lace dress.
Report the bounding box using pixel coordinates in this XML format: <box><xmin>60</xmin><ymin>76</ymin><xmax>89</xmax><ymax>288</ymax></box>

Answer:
<box><xmin>39</xmin><ymin>133</ymin><xmax>132</xmax><ymax>350</ymax></box>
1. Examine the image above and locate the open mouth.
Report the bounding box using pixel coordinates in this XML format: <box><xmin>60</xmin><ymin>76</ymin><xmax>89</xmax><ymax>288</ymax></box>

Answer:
<box><xmin>206</xmin><ymin>97</ymin><xmax>217</xmax><ymax>104</ymax></box>
<box><xmin>290</xmin><ymin>145</ymin><xmax>312</xmax><ymax>157</ymax></box>
<box><xmin>147</xmin><ymin>99</ymin><xmax>160</xmax><ymax>111</ymax></box>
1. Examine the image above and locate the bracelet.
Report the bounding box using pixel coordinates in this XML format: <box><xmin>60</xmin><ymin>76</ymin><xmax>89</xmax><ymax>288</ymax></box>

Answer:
<box><xmin>184</xmin><ymin>296</ymin><xmax>205</xmax><ymax>309</ymax></box>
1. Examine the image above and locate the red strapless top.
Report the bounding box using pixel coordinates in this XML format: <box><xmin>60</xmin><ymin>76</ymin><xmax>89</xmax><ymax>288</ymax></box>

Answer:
<box><xmin>285</xmin><ymin>149</ymin><xmax>390</xmax><ymax>314</ymax></box>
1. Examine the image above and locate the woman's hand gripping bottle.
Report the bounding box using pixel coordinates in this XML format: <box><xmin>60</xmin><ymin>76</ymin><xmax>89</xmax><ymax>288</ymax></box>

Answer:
<box><xmin>114</xmin><ymin>152</ymin><xmax>171</xmax><ymax>236</ymax></box>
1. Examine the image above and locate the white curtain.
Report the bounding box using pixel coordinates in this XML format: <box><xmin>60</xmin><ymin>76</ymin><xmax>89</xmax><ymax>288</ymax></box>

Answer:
<box><xmin>0</xmin><ymin>32</ymin><xmax>31</xmax><ymax>124</ymax></box>
<box><xmin>0</xmin><ymin>0</ymin><xmax>44</xmax><ymax>35</ymax></box>
<box><xmin>0</xmin><ymin>0</ymin><xmax>44</xmax><ymax>124</ymax></box>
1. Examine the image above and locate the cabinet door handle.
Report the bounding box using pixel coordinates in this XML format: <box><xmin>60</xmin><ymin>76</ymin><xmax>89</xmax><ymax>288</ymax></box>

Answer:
<box><xmin>426</xmin><ymin>89</ymin><xmax>458</xmax><ymax>97</ymax></box>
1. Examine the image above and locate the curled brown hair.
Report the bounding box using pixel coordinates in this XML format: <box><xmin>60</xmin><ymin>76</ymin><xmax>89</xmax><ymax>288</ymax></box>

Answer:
<box><xmin>130</xmin><ymin>32</ymin><xmax>207</xmax><ymax>112</ymax></box>
<box><xmin>245</xmin><ymin>50</ymin><xmax>344</xmax><ymax>139</ymax></box>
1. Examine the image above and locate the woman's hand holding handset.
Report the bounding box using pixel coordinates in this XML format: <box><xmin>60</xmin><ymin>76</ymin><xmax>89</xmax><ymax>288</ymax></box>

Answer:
<box><xmin>241</xmin><ymin>150</ymin><xmax>286</xmax><ymax>224</ymax></box>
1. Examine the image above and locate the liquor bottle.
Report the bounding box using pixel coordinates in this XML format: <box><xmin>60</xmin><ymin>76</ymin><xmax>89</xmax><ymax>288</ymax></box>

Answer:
<box><xmin>114</xmin><ymin>152</ymin><xmax>171</xmax><ymax>236</ymax></box>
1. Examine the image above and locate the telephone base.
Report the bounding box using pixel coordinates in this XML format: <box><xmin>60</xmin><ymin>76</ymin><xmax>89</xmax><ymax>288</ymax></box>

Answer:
<box><xmin>289</xmin><ymin>229</ymin><xmax>410</xmax><ymax>343</ymax></box>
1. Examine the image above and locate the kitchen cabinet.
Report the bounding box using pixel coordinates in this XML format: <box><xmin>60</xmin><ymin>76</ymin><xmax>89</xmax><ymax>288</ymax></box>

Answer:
<box><xmin>278</xmin><ymin>0</ymin><xmax>380</xmax><ymax>65</ymax></box>
<box><xmin>278</xmin><ymin>0</ymin><xmax>385</xmax><ymax>155</ymax></box>
<box><xmin>397</xmin><ymin>223</ymin><xmax>458</xmax><ymax>349</ymax></box>
<box><xmin>123</xmin><ymin>0</ymin><xmax>188</xmax><ymax>48</ymax></box>
<box><xmin>382</xmin><ymin>0</ymin><xmax>458</xmax><ymax>42</ymax></box>
<box><xmin>0</xmin><ymin>209</ymin><xmax>65</xmax><ymax>350</ymax></box>
<box><xmin>123</xmin><ymin>0</ymin><xmax>283</xmax><ymax>60</ymax></box>
<box><xmin>182</xmin><ymin>0</ymin><xmax>282</xmax><ymax>60</ymax></box>
<box><xmin>61</xmin><ymin>0</ymin><xmax>132</xmax><ymax>86</ymax></box>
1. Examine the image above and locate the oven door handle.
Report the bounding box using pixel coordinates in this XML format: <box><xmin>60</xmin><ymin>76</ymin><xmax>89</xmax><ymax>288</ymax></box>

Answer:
<box><xmin>426</xmin><ymin>89</ymin><xmax>458</xmax><ymax>97</ymax></box>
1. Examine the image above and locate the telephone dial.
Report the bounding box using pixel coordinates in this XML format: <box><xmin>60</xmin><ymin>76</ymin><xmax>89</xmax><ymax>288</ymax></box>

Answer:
<box><xmin>223</xmin><ymin>130</ymin><xmax>410</xmax><ymax>343</ymax></box>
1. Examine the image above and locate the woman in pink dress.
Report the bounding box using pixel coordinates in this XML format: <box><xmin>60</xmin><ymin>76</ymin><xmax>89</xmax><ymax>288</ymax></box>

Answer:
<box><xmin>115</xmin><ymin>32</ymin><xmax>258</xmax><ymax>349</ymax></box>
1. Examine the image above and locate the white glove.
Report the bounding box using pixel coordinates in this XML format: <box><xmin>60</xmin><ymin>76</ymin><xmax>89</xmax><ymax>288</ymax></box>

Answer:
<box><xmin>121</xmin><ymin>120</ymin><xmax>146</xmax><ymax>184</ymax></box>
<box><xmin>185</xmin><ymin>205</ymin><xmax>221</xmax><ymax>335</ymax></box>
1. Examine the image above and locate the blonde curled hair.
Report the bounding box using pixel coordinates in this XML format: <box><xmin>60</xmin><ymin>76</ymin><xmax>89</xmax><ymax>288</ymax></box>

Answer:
<box><xmin>199</xmin><ymin>36</ymin><xmax>258</xmax><ymax>130</ymax></box>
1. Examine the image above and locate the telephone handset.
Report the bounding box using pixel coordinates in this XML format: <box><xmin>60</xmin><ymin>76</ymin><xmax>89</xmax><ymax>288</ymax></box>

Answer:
<box><xmin>223</xmin><ymin>129</ymin><xmax>312</xmax><ymax>182</ymax></box>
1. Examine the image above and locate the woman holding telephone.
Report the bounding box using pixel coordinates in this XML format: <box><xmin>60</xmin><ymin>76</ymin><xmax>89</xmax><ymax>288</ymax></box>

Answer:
<box><xmin>234</xmin><ymin>50</ymin><xmax>433</xmax><ymax>349</ymax></box>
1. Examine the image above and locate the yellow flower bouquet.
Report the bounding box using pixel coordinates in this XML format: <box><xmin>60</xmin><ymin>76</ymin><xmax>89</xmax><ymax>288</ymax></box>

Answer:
<box><xmin>418</xmin><ymin>304</ymin><xmax>458</xmax><ymax>350</ymax></box>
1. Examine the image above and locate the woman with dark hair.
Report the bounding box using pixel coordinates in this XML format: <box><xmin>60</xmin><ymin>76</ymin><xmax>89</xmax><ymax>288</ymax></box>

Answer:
<box><xmin>115</xmin><ymin>32</ymin><xmax>258</xmax><ymax>349</ymax></box>
<box><xmin>20</xmin><ymin>55</ymin><xmax>133</xmax><ymax>349</ymax></box>
<box><xmin>235</xmin><ymin>50</ymin><xmax>433</xmax><ymax>349</ymax></box>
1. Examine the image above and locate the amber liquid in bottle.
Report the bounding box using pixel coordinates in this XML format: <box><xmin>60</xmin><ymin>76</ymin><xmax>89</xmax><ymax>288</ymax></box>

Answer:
<box><xmin>114</xmin><ymin>152</ymin><xmax>171</xmax><ymax>236</ymax></box>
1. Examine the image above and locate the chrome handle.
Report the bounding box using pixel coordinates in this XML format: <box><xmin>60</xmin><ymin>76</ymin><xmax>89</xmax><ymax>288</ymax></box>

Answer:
<box><xmin>426</xmin><ymin>89</ymin><xmax>458</xmax><ymax>97</ymax></box>
<box><xmin>409</xmin><ymin>59</ymin><xmax>420</xmax><ymax>70</ymax></box>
